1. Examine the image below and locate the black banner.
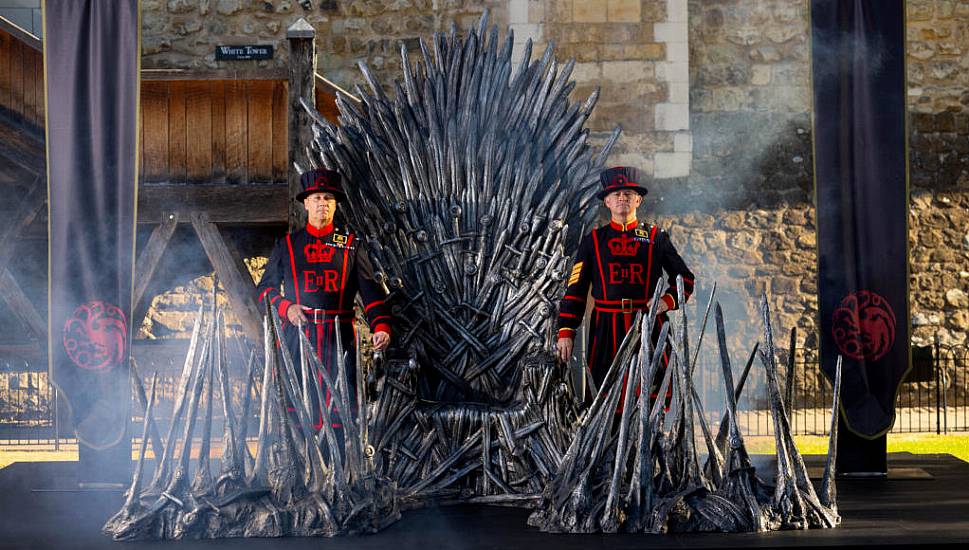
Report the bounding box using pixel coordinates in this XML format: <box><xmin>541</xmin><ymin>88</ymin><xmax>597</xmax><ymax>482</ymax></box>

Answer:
<box><xmin>811</xmin><ymin>0</ymin><xmax>909</xmax><ymax>438</ymax></box>
<box><xmin>45</xmin><ymin>0</ymin><xmax>140</xmax><ymax>449</ymax></box>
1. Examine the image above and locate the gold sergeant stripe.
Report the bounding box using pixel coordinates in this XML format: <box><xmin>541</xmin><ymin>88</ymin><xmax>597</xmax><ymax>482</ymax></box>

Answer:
<box><xmin>568</xmin><ymin>262</ymin><xmax>582</xmax><ymax>286</ymax></box>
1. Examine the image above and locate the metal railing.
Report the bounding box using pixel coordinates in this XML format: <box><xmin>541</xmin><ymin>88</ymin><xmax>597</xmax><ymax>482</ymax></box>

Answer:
<box><xmin>2</xmin><ymin>343</ymin><xmax>968</xmax><ymax>446</ymax></box>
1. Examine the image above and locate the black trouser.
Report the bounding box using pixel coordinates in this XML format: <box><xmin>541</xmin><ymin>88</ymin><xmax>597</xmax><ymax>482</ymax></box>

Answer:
<box><xmin>281</xmin><ymin>318</ymin><xmax>358</xmax><ymax>448</ymax></box>
<box><xmin>586</xmin><ymin>308</ymin><xmax>671</xmax><ymax>411</ymax></box>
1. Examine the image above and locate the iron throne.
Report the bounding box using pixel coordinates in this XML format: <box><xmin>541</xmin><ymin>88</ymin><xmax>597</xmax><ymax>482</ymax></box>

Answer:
<box><xmin>301</xmin><ymin>10</ymin><xmax>620</xmax><ymax>404</ymax></box>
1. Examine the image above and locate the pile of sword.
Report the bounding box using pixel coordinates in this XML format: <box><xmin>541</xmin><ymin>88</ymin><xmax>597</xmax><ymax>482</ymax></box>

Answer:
<box><xmin>300</xmin><ymin>9</ymin><xmax>620</xmax><ymax>401</ymax></box>
<box><xmin>528</xmin><ymin>277</ymin><xmax>843</xmax><ymax>533</ymax></box>
<box><xmin>371</xmin><ymin>353</ymin><xmax>580</xmax><ymax>507</ymax></box>
<box><xmin>103</xmin><ymin>305</ymin><xmax>400</xmax><ymax>540</ymax></box>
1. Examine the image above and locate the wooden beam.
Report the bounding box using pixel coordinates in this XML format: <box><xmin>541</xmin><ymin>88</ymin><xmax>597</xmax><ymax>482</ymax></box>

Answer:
<box><xmin>287</xmin><ymin>18</ymin><xmax>316</xmax><ymax>232</ymax></box>
<box><xmin>0</xmin><ymin>267</ymin><xmax>45</xmax><ymax>338</ymax></box>
<box><xmin>140</xmin><ymin>68</ymin><xmax>287</xmax><ymax>81</ymax></box>
<box><xmin>0</xmin><ymin>110</ymin><xmax>45</xmax><ymax>171</ymax></box>
<box><xmin>0</xmin><ymin>175</ymin><xmax>44</xmax><ymax>268</ymax></box>
<box><xmin>190</xmin><ymin>212</ymin><xmax>262</xmax><ymax>344</ymax></box>
<box><xmin>131</xmin><ymin>212</ymin><xmax>179</xmax><ymax>329</ymax></box>
<box><xmin>0</xmin><ymin>16</ymin><xmax>41</xmax><ymax>53</ymax></box>
<box><xmin>136</xmin><ymin>183</ymin><xmax>287</xmax><ymax>224</ymax></box>
<box><xmin>0</xmin><ymin>176</ymin><xmax>46</xmax><ymax>339</ymax></box>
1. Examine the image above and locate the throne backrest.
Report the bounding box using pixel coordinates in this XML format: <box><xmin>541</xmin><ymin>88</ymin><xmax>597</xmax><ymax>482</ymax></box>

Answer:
<box><xmin>305</xmin><ymin>12</ymin><xmax>620</xmax><ymax>404</ymax></box>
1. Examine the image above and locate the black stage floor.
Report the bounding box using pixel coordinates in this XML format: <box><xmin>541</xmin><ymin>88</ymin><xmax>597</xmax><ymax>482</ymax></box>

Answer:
<box><xmin>1</xmin><ymin>453</ymin><xmax>967</xmax><ymax>549</ymax></box>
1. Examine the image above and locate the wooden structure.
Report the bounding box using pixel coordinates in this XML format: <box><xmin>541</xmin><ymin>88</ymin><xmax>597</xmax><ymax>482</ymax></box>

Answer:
<box><xmin>0</xmin><ymin>18</ymin><xmax>46</xmax><ymax>362</ymax></box>
<box><xmin>0</xmin><ymin>16</ymin><xmax>341</xmax><ymax>365</ymax></box>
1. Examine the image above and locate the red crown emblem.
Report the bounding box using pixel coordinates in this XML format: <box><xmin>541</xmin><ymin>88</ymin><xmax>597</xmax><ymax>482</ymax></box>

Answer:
<box><xmin>305</xmin><ymin>240</ymin><xmax>336</xmax><ymax>263</ymax></box>
<box><xmin>608</xmin><ymin>233</ymin><xmax>640</xmax><ymax>257</ymax></box>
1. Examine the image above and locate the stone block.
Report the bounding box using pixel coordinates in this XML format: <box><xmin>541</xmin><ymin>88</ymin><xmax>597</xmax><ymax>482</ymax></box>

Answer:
<box><xmin>656</xmin><ymin>60</ymin><xmax>688</xmax><ymax>83</ymax></box>
<box><xmin>795</xmin><ymin>232</ymin><xmax>816</xmax><ymax>250</ymax></box>
<box><xmin>572</xmin><ymin>61</ymin><xmax>603</xmax><ymax>82</ymax></box>
<box><xmin>548</xmin><ymin>0</ymin><xmax>573</xmax><ymax>22</ymax></box>
<box><xmin>609</xmin><ymin>152</ymin><xmax>654</xmax><ymax>171</ymax></box>
<box><xmin>673</xmin><ymin>132</ymin><xmax>692</xmax><ymax>153</ymax></box>
<box><xmin>711</xmin><ymin>87</ymin><xmax>749</xmax><ymax>111</ymax></box>
<box><xmin>653</xmin><ymin>21</ymin><xmax>688</xmax><ymax>43</ymax></box>
<box><xmin>607</xmin><ymin>0</ymin><xmax>641</xmax><ymax>22</ymax></box>
<box><xmin>908</xmin><ymin>0</ymin><xmax>934</xmax><ymax>21</ymax></box>
<box><xmin>666</xmin><ymin>40</ymin><xmax>688</xmax><ymax>62</ymax></box>
<box><xmin>529</xmin><ymin>0</ymin><xmax>546</xmax><ymax>22</ymax></box>
<box><xmin>946</xmin><ymin>288</ymin><xmax>968</xmax><ymax>308</ymax></box>
<box><xmin>215</xmin><ymin>0</ymin><xmax>243</xmax><ymax>16</ymax></box>
<box><xmin>568</xmin><ymin>43</ymin><xmax>601</xmax><ymax>62</ymax></box>
<box><xmin>167</xmin><ymin>0</ymin><xmax>196</xmax><ymax>14</ymax></box>
<box><xmin>641</xmin><ymin>0</ymin><xmax>667</xmax><ymax>22</ymax></box>
<box><xmin>668</xmin><ymin>81</ymin><xmax>688</xmax><ymax>103</ymax></box>
<box><xmin>573</xmin><ymin>0</ymin><xmax>606</xmax><ymax>22</ymax></box>
<box><xmin>509</xmin><ymin>0</ymin><xmax>529</xmax><ymax>23</ymax></box>
<box><xmin>654</xmin><ymin>151</ymin><xmax>691</xmax><ymax>178</ymax></box>
<box><xmin>598</xmin><ymin>44</ymin><xmax>627</xmax><ymax>61</ymax></box>
<box><xmin>602</xmin><ymin>60</ymin><xmax>654</xmax><ymax>82</ymax></box>
<box><xmin>510</xmin><ymin>22</ymin><xmax>543</xmax><ymax>43</ymax></box>
<box><xmin>748</xmin><ymin>46</ymin><xmax>782</xmax><ymax>63</ymax></box>
<box><xmin>665</xmin><ymin>0</ymin><xmax>687</xmax><ymax>23</ymax></box>
<box><xmin>765</xmin><ymin>25</ymin><xmax>803</xmax><ymax>44</ymax></box>
<box><xmin>590</xmin><ymin>103</ymin><xmax>635</xmax><ymax>132</ymax></box>
<box><xmin>655</xmin><ymin>103</ymin><xmax>689</xmax><ymax>130</ymax></box>
<box><xmin>909</xmin><ymin>41</ymin><xmax>935</xmax><ymax>60</ymax></box>
<box><xmin>725</xmin><ymin>26</ymin><xmax>762</xmax><ymax>46</ymax></box>
<box><xmin>750</xmin><ymin>64</ymin><xmax>771</xmax><ymax>86</ymax></box>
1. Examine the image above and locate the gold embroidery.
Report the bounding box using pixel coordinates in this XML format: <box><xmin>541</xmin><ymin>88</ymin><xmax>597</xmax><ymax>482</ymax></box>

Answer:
<box><xmin>568</xmin><ymin>262</ymin><xmax>583</xmax><ymax>285</ymax></box>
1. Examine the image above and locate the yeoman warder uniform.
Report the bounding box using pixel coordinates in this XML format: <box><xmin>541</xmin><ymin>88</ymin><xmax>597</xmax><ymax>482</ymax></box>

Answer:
<box><xmin>255</xmin><ymin>169</ymin><xmax>391</xmax><ymax>432</ymax></box>
<box><xmin>557</xmin><ymin>167</ymin><xmax>695</xmax><ymax>397</ymax></box>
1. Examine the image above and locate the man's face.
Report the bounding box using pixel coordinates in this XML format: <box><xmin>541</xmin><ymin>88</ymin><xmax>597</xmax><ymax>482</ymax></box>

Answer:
<box><xmin>603</xmin><ymin>189</ymin><xmax>642</xmax><ymax>218</ymax></box>
<box><xmin>304</xmin><ymin>192</ymin><xmax>337</xmax><ymax>226</ymax></box>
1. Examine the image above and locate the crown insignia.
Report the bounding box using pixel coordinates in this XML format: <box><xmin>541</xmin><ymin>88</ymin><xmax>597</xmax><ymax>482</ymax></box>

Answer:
<box><xmin>305</xmin><ymin>240</ymin><xmax>336</xmax><ymax>263</ymax></box>
<box><xmin>608</xmin><ymin>233</ymin><xmax>640</xmax><ymax>257</ymax></box>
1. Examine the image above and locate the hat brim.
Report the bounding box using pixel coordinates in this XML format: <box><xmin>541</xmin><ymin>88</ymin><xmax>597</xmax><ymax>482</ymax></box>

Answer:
<box><xmin>596</xmin><ymin>185</ymin><xmax>648</xmax><ymax>200</ymax></box>
<box><xmin>297</xmin><ymin>189</ymin><xmax>346</xmax><ymax>202</ymax></box>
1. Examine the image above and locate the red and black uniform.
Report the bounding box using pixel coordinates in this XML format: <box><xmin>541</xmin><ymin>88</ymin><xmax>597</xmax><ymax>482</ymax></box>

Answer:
<box><xmin>557</xmin><ymin>219</ymin><xmax>695</xmax><ymax>392</ymax></box>
<box><xmin>256</xmin><ymin>221</ymin><xmax>391</xmax><ymax>431</ymax></box>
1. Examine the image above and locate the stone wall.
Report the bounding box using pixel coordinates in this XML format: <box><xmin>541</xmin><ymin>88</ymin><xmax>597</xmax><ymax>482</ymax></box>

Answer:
<box><xmin>142</xmin><ymin>0</ymin><xmax>507</xmax><ymax>84</ymax></box>
<box><xmin>907</xmin><ymin>0</ymin><xmax>969</xmax><ymax>347</ymax></box>
<box><xmin>136</xmin><ymin>0</ymin><xmax>969</xmax><ymax>357</ymax></box>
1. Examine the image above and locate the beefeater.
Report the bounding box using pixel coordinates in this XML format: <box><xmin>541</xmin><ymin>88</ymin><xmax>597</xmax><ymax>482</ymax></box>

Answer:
<box><xmin>255</xmin><ymin>168</ymin><xmax>391</xmax><ymax>434</ymax></box>
<box><xmin>555</xmin><ymin>166</ymin><xmax>695</xmax><ymax>397</ymax></box>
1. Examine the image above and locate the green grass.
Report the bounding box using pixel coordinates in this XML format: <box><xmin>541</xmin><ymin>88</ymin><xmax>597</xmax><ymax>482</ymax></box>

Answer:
<box><xmin>2</xmin><ymin>433</ymin><xmax>969</xmax><ymax>470</ymax></box>
<box><xmin>744</xmin><ymin>433</ymin><xmax>969</xmax><ymax>462</ymax></box>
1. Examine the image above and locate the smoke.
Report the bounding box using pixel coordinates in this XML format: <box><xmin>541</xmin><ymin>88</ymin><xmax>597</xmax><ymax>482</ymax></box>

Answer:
<box><xmin>810</xmin><ymin>20</ymin><xmax>890</xmax><ymax>93</ymax></box>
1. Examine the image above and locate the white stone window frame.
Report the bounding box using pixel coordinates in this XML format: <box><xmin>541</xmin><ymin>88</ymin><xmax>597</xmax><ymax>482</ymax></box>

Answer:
<box><xmin>507</xmin><ymin>0</ymin><xmax>692</xmax><ymax>180</ymax></box>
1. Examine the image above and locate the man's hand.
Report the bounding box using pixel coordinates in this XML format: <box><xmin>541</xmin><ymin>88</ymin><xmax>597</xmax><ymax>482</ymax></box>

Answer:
<box><xmin>655</xmin><ymin>299</ymin><xmax>670</xmax><ymax>316</ymax></box>
<box><xmin>287</xmin><ymin>304</ymin><xmax>308</xmax><ymax>325</ymax></box>
<box><xmin>372</xmin><ymin>330</ymin><xmax>390</xmax><ymax>351</ymax></box>
<box><xmin>556</xmin><ymin>336</ymin><xmax>573</xmax><ymax>364</ymax></box>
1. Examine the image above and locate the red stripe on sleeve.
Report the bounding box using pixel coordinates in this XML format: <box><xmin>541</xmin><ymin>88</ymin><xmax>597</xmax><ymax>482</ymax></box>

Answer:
<box><xmin>285</xmin><ymin>234</ymin><xmax>301</xmax><ymax>306</ymax></box>
<box><xmin>591</xmin><ymin>229</ymin><xmax>608</xmax><ymax>301</ymax></box>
